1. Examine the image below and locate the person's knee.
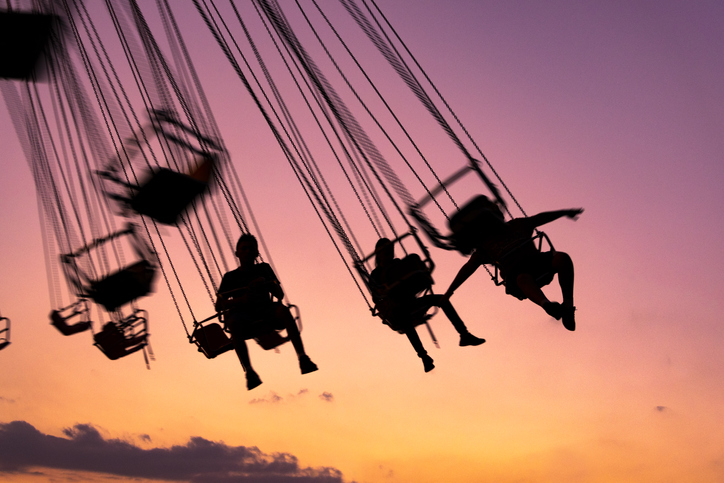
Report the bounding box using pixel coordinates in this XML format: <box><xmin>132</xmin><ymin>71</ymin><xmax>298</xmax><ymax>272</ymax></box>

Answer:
<box><xmin>552</xmin><ymin>252</ymin><xmax>572</xmax><ymax>267</ymax></box>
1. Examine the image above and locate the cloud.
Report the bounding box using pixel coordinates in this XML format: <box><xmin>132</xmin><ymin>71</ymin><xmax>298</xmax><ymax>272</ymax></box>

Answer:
<box><xmin>249</xmin><ymin>389</ymin><xmax>310</xmax><ymax>405</ymax></box>
<box><xmin>318</xmin><ymin>393</ymin><xmax>334</xmax><ymax>402</ymax></box>
<box><xmin>0</xmin><ymin>396</ymin><xmax>15</xmax><ymax>404</ymax></box>
<box><xmin>0</xmin><ymin>420</ymin><xmax>348</xmax><ymax>482</ymax></box>
<box><xmin>655</xmin><ymin>405</ymin><xmax>668</xmax><ymax>412</ymax></box>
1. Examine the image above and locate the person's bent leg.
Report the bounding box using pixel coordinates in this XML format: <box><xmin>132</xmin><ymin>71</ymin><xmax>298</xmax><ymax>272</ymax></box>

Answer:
<box><xmin>516</xmin><ymin>273</ymin><xmax>565</xmax><ymax>321</ymax></box>
<box><xmin>551</xmin><ymin>252</ymin><xmax>576</xmax><ymax>330</ymax></box>
<box><xmin>551</xmin><ymin>252</ymin><xmax>574</xmax><ymax>307</ymax></box>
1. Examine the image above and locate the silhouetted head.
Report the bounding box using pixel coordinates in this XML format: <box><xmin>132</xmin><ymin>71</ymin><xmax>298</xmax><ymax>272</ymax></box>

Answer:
<box><xmin>472</xmin><ymin>195</ymin><xmax>504</xmax><ymax>222</ymax></box>
<box><xmin>236</xmin><ymin>234</ymin><xmax>259</xmax><ymax>265</ymax></box>
<box><xmin>374</xmin><ymin>238</ymin><xmax>395</xmax><ymax>267</ymax></box>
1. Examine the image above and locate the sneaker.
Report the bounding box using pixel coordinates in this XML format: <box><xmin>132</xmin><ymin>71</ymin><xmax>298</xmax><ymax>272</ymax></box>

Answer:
<box><xmin>459</xmin><ymin>332</ymin><xmax>486</xmax><ymax>347</ymax></box>
<box><xmin>246</xmin><ymin>371</ymin><xmax>262</xmax><ymax>390</ymax></box>
<box><xmin>543</xmin><ymin>302</ymin><xmax>563</xmax><ymax>320</ymax></box>
<box><xmin>299</xmin><ymin>355</ymin><xmax>318</xmax><ymax>374</ymax></box>
<box><xmin>421</xmin><ymin>354</ymin><xmax>435</xmax><ymax>373</ymax></box>
<box><xmin>561</xmin><ymin>305</ymin><xmax>576</xmax><ymax>331</ymax></box>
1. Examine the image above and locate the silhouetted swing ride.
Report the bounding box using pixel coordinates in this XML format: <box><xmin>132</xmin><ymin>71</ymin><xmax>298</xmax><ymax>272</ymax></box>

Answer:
<box><xmin>1</xmin><ymin>0</ymin><xmax>582</xmax><ymax>375</ymax></box>
<box><xmin>1</xmin><ymin>0</ymin><xmax>315</xmax><ymax>377</ymax></box>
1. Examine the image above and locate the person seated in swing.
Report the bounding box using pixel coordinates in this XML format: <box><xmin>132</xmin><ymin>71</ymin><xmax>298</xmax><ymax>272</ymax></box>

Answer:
<box><xmin>370</xmin><ymin>238</ymin><xmax>485</xmax><ymax>373</ymax></box>
<box><xmin>441</xmin><ymin>195</ymin><xmax>583</xmax><ymax>331</ymax></box>
<box><xmin>215</xmin><ymin>234</ymin><xmax>317</xmax><ymax>390</ymax></box>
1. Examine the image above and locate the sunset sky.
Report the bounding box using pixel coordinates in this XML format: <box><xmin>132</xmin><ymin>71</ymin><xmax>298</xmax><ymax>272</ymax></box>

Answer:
<box><xmin>1</xmin><ymin>1</ymin><xmax>724</xmax><ymax>482</ymax></box>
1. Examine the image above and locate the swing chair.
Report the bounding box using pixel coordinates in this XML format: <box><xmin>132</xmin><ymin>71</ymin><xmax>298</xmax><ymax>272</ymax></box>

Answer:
<box><xmin>0</xmin><ymin>9</ymin><xmax>58</xmax><ymax>80</ymax></box>
<box><xmin>0</xmin><ymin>315</ymin><xmax>10</xmax><ymax>350</ymax></box>
<box><xmin>50</xmin><ymin>299</ymin><xmax>92</xmax><ymax>336</ymax></box>
<box><xmin>99</xmin><ymin>109</ymin><xmax>220</xmax><ymax>225</ymax></box>
<box><xmin>61</xmin><ymin>225</ymin><xmax>157</xmax><ymax>312</ymax></box>
<box><xmin>93</xmin><ymin>309</ymin><xmax>149</xmax><ymax>360</ymax></box>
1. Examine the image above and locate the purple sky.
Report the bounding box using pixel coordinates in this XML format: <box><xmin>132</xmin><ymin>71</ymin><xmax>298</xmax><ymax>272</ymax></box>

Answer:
<box><xmin>1</xmin><ymin>1</ymin><xmax>723</xmax><ymax>482</ymax></box>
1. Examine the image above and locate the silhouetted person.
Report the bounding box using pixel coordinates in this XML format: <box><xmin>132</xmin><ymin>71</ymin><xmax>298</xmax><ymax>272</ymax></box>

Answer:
<box><xmin>442</xmin><ymin>196</ymin><xmax>582</xmax><ymax>330</ymax></box>
<box><xmin>216</xmin><ymin>234</ymin><xmax>317</xmax><ymax>390</ymax></box>
<box><xmin>370</xmin><ymin>238</ymin><xmax>485</xmax><ymax>372</ymax></box>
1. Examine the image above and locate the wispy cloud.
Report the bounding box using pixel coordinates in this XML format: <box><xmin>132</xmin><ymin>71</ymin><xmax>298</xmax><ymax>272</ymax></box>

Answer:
<box><xmin>249</xmin><ymin>389</ymin><xmax>320</xmax><ymax>405</ymax></box>
<box><xmin>0</xmin><ymin>420</ymin><xmax>348</xmax><ymax>482</ymax></box>
<box><xmin>319</xmin><ymin>392</ymin><xmax>334</xmax><ymax>402</ymax></box>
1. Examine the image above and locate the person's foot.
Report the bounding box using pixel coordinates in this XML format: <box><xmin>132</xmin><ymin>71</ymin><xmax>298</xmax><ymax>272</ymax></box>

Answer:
<box><xmin>561</xmin><ymin>305</ymin><xmax>576</xmax><ymax>331</ymax></box>
<box><xmin>459</xmin><ymin>332</ymin><xmax>486</xmax><ymax>347</ymax></box>
<box><xmin>246</xmin><ymin>371</ymin><xmax>262</xmax><ymax>390</ymax></box>
<box><xmin>299</xmin><ymin>355</ymin><xmax>318</xmax><ymax>374</ymax></box>
<box><xmin>421</xmin><ymin>354</ymin><xmax>435</xmax><ymax>373</ymax></box>
<box><xmin>543</xmin><ymin>302</ymin><xmax>563</xmax><ymax>320</ymax></box>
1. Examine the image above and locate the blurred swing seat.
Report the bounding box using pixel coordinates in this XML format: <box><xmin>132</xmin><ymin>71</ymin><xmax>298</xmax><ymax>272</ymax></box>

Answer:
<box><xmin>0</xmin><ymin>11</ymin><xmax>57</xmax><ymax>79</ymax></box>
<box><xmin>128</xmin><ymin>156</ymin><xmax>215</xmax><ymax>225</ymax></box>
<box><xmin>0</xmin><ymin>316</ymin><xmax>10</xmax><ymax>350</ymax></box>
<box><xmin>88</xmin><ymin>260</ymin><xmax>156</xmax><ymax>312</ymax></box>
<box><xmin>61</xmin><ymin>226</ymin><xmax>157</xmax><ymax>312</ymax></box>
<box><xmin>94</xmin><ymin>311</ymin><xmax>148</xmax><ymax>360</ymax></box>
<box><xmin>50</xmin><ymin>299</ymin><xmax>91</xmax><ymax>336</ymax></box>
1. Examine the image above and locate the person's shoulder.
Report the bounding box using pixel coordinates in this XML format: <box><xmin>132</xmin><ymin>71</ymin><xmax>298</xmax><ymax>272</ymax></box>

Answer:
<box><xmin>255</xmin><ymin>262</ymin><xmax>277</xmax><ymax>277</ymax></box>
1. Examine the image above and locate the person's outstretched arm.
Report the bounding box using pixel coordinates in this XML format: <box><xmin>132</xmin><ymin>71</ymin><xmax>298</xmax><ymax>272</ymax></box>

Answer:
<box><xmin>441</xmin><ymin>251</ymin><xmax>484</xmax><ymax>303</ymax></box>
<box><xmin>523</xmin><ymin>208</ymin><xmax>583</xmax><ymax>229</ymax></box>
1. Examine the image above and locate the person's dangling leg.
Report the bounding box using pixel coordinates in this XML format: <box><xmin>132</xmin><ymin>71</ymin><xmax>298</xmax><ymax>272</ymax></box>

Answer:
<box><xmin>277</xmin><ymin>304</ymin><xmax>318</xmax><ymax>374</ymax></box>
<box><xmin>231</xmin><ymin>332</ymin><xmax>262</xmax><ymax>390</ymax></box>
<box><xmin>404</xmin><ymin>326</ymin><xmax>434</xmax><ymax>372</ymax></box>
<box><xmin>426</xmin><ymin>294</ymin><xmax>485</xmax><ymax>346</ymax></box>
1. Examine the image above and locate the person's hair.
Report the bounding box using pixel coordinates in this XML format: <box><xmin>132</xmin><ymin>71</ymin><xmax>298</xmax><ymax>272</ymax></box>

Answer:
<box><xmin>236</xmin><ymin>233</ymin><xmax>259</xmax><ymax>258</ymax></box>
<box><xmin>374</xmin><ymin>238</ymin><xmax>394</xmax><ymax>267</ymax></box>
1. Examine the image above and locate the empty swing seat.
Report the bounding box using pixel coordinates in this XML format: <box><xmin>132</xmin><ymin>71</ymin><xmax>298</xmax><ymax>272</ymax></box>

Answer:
<box><xmin>254</xmin><ymin>330</ymin><xmax>289</xmax><ymax>351</ymax></box>
<box><xmin>0</xmin><ymin>12</ymin><xmax>57</xmax><ymax>79</ymax></box>
<box><xmin>191</xmin><ymin>322</ymin><xmax>234</xmax><ymax>359</ymax></box>
<box><xmin>94</xmin><ymin>318</ymin><xmax>147</xmax><ymax>360</ymax></box>
<box><xmin>51</xmin><ymin>310</ymin><xmax>91</xmax><ymax>336</ymax></box>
